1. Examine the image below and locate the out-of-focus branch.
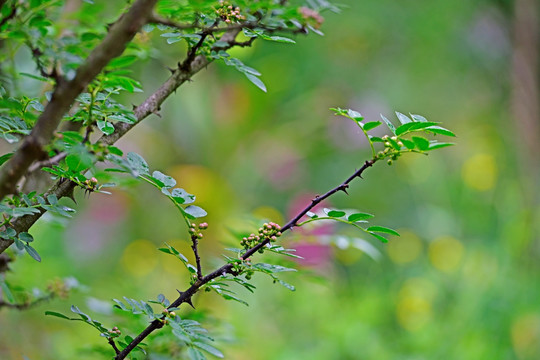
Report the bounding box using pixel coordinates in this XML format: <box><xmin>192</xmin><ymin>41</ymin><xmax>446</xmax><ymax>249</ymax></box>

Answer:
<box><xmin>0</xmin><ymin>293</ymin><xmax>54</xmax><ymax>310</ymax></box>
<box><xmin>0</xmin><ymin>1</ymin><xmax>16</xmax><ymax>29</ymax></box>
<box><xmin>0</xmin><ymin>0</ymin><xmax>158</xmax><ymax>200</ymax></box>
<box><xmin>511</xmin><ymin>0</ymin><xmax>539</xmax><ymax>175</ymax></box>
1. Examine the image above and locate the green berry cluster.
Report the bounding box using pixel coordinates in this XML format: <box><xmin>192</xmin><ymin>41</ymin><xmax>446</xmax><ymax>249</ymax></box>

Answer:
<box><xmin>376</xmin><ymin>135</ymin><xmax>403</xmax><ymax>165</ymax></box>
<box><xmin>229</xmin><ymin>257</ymin><xmax>254</xmax><ymax>279</ymax></box>
<box><xmin>240</xmin><ymin>222</ymin><xmax>282</xmax><ymax>250</ymax></box>
<box><xmin>161</xmin><ymin>308</ymin><xmax>177</xmax><ymax>318</ymax></box>
<box><xmin>189</xmin><ymin>222</ymin><xmax>208</xmax><ymax>239</ymax></box>
<box><xmin>215</xmin><ymin>1</ymin><xmax>246</xmax><ymax>23</ymax></box>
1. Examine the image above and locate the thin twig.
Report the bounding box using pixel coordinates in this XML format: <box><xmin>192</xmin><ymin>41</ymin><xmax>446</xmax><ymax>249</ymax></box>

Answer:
<box><xmin>27</xmin><ymin>152</ymin><xmax>67</xmax><ymax>173</ymax></box>
<box><xmin>147</xmin><ymin>13</ymin><xmax>198</xmax><ymax>30</ymax></box>
<box><xmin>191</xmin><ymin>234</ymin><xmax>203</xmax><ymax>280</ymax></box>
<box><xmin>0</xmin><ymin>3</ymin><xmax>16</xmax><ymax>29</ymax></box>
<box><xmin>108</xmin><ymin>338</ymin><xmax>120</xmax><ymax>355</ymax></box>
<box><xmin>0</xmin><ymin>293</ymin><xmax>54</xmax><ymax>310</ymax></box>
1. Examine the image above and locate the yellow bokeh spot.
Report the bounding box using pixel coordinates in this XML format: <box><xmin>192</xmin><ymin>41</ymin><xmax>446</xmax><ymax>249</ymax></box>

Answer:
<box><xmin>120</xmin><ymin>239</ymin><xmax>158</xmax><ymax>276</ymax></box>
<box><xmin>387</xmin><ymin>230</ymin><xmax>423</xmax><ymax>264</ymax></box>
<box><xmin>396</xmin><ymin>278</ymin><xmax>436</xmax><ymax>331</ymax></box>
<box><xmin>252</xmin><ymin>206</ymin><xmax>284</xmax><ymax>224</ymax></box>
<box><xmin>462</xmin><ymin>153</ymin><xmax>497</xmax><ymax>191</ymax></box>
<box><xmin>511</xmin><ymin>313</ymin><xmax>540</xmax><ymax>359</ymax></box>
<box><xmin>428</xmin><ymin>236</ymin><xmax>464</xmax><ymax>273</ymax></box>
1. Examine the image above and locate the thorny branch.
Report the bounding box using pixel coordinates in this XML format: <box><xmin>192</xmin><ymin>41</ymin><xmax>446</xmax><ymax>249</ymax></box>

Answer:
<box><xmin>0</xmin><ymin>0</ymin><xmax>157</xmax><ymax>201</ymax></box>
<box><xmin>0</xmin><ymin>6</ymin><xmax>311</xmax><ymax>254</ymax></box>
<box><xmin>111</xmin><ymin>158</ymin><xmax>378</xmax><ymax>359</ymax></box>
<box><xmin>0</xmin><ymin>293</ymin><xmax>54</xmax><ymax>310</ymax></box>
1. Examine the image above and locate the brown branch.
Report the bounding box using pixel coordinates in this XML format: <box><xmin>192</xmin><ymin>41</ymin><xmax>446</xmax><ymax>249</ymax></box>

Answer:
<box><xmin>147</xmin><ymin>13</ymin><xmax>199</xmax><ymax>30</ymax></box>
<box><xmin>27</xmin><ymin>152</ymin><xmax>67</xmax><ymax>173</ymax></box>
<box><xmin>0</xmin><ymin>2</ymin><xmax>16</xmax><ymax>29</ymax></box>
<box><xmin>108</xmin><ymin>338</ymin><xmax>120</xmax><ymax>355</ymax></box>
<box><xmin>0</xmin><ymin>293</ymin><xmax>54</xmax><ymax>310</ymax></box>
<box><xmin>99</xmin><ymin>28</ymin><xmax>242</xmax><ymax>147</ymax></box>
<box><xmin>113</xmin><ymin>158</ymin><xmax>378</xmax><ymax>359</ymax></box>
<box><xmin>0</xmin><ymin>0</ymin><xmax>158</xmax><ymax>201</ymax></box>
<box><xmin>191</xmin><ymin>234</ymin><xmax>203</xmax><ymax>280</ymax></box>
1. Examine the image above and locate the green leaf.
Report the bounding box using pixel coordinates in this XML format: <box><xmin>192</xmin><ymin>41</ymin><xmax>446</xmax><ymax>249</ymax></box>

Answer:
<box><xmin>395</xmin><ymin>112</ymin><xmax>412</xmax><ymax>124</ymax></box>
<box><xmin>347</xmin><ymin>109</ymin><xmax>362</xmax><ymax>120</ymax></box>
<box><xmin>412</xmin><ymin>136</ymin><xmax>430</xmax><ymax>151</ymax></box>
<box><xmin>323</xmin><ymin>208</ymin><xmax>346</xmax><ymax>218</ymax></box>
<box><xmin>66</xmin><ymin>153</ymin><xmax>90</xmax><ymax>172</ymax></box>
<box><xmin>0</xmin><ymin>152</ymin><xmax>13</xmax><ymax>166</ymax></box>
<box><xmin>399</xmin><ymin>138</ymin><xmax>416</xmax><ymax>150</ymax></box>
<box><xmin>387</xmin><ymin>137</ymin><xmax>401</xmax><ymax>150</ymax></box>
<box><xmin>425</xmin><ymin>126</ymin><xmax>456</xmax><ymax>137</ymax></box>
<box><xmin>276</xmin><ymin>279</ymin><xmax>295</xmax><ymax>291</ymax></box>
<box><xmin>380</xmin><ymin>114</ymin><xmax>396</xmax><ymax>134</ymax></box>
<box><xmin>70</xmin><ymin>305</ymin><xmax>91</xmax><ymax>321</ymax></box>
<box><xmin>193</xmin><ymin>342</ymin><xmax>224</xmax><ymax>358</ymax></box>
<box><xmin>108</xmin><ymin>55</ymin><xmax>138</xmax><ymax>68</ymax></box>
<box><xmin>187</xmin><ymin>347</ymin><xmax>207</xmax><ymax>360</ymax></box>
<box><xmin>347</xmin><ymin>212</ymin><xmax>374</xmax><ymax>222</ymax></box>
<box><xmin>45</xmin><ymin>311</ymin><xmax>71</xmax><ymax>320</ymax></box>
<box><xmin>152</xmin><ymin>171</ymin><xmax>176</xmax><ymax>188</ymax></box>
<box><xmin>428</xmin><ymin>142</ymin><xmax>454</xmax><ymax>150</ymax></box>
<box><xmin>171</xmin><ymin>188</ymin><xmax>195</xmax><ymax>204</ymax></box>
<box><xmin>368</xmin><ymin>232</ymin><xmax>388</xmax><ymax>243</ymax></box>
<box><xmin>244</xmin><ymin>73</ymin><xmax>267</xmax><ymax>92</ymax></box>
<box><xmin>0</xmin><ymin>280</ymin><xmax>14</xmax><ymax>302</ymax></box>
<box><xmin>127</xmin><ymin>152</ymin><xmax>149</xmax><ymax>176</ymax></box>
<box><xmin>24</xmin><ymin>244</ymin><xmax>41</xmax><ymax>262</ymax></box>
<box><xmin>362</xmin><ymin>121</ymin><xmax>381</xmax><ymax>131</ymax></box>
<box><xmin>410</xmin><ymin>114</ymin><xmax>428</xmax><ymax>122</ymax></box>
<box><xmin>47</xmin><ymin>194</ymin><xmax>58</xmax><ymax>205</ymax></box>
<box><xmin>185</xmin><ymin>205</ymin><xmax>207</xmax><ymax>219</ymax></box>
<box><xmin>158</xmin><ymin>243</ymin><xmax>188</xmax><ymax>263</ymax></box>
<box><xmin>396</xmin><ymin>122</ymin><xmax>440</xmax><ymax>136</ymax></box>
<box><xmin>219</xmin><ymin>293</ymin><xmax>248</xmax><ymax>306</ymax></box>
<box><xmin>97</xmin><ymin>120</ymin><xmax>114</xmax><ymax>135</ymax></box>
<box><xmin>18</xmin><ymin>232</ymin><xmax>34</xmax><ymax>243</ymax></box>
<box><xmin>266</xmin><ymin>35</ymin><xmax>296</xmax><ymax>43</ymax></box>
<box><xmin>366</xmin><ymin>226</ymin><xmax>400</xmax><ymax>236</ymax></box>
<box><xmin>108</xmin><ymin>146</ymin><xmax>123</xmax><ymax>156</ymax></box>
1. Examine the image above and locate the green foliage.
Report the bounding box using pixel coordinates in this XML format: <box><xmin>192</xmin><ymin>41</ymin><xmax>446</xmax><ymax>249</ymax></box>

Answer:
<box><xmin>0</xmin><ymin>1</ymin><xmax>461</xmax><ymax>359</ymax></box>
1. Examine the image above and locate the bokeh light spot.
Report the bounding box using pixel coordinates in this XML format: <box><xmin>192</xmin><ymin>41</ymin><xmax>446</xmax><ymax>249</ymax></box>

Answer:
<box><xmin>511</xmin><ymin>313</ymin><xmax>540</xmax><ymax>359</ymax></box>
<box><xmin>386</xmin><ymin>229</ymin><xmax>422</xmax><ymax>264</ymax></box>
<box><xmin>428</xmin><ymin>235</ymin><xmax>464</xmax><ymax>273</ymax></box>
<box><xmin>120</xmin><ymin>239</ymin><xmax>158</xmax><ymax>276</ymax></box>
<box><xmin>396</xmin><ymin>278</ymin><xmax>436</xmax><ymax>331</ymax></box>
<box><xmin>462</xmin><ymin>153</ymin><xmax>497</xmax><ymax>191</ymax></box>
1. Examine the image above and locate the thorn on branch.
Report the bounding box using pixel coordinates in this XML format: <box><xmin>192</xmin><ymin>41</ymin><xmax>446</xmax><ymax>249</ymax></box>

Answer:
<box><xmin>176</xmin><ymin>290</ymin><xmax>195</xmax><ymax>309</ymax></box>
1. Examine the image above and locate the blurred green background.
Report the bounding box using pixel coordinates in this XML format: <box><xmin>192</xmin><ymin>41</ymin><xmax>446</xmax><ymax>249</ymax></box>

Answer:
<box><xmin>1</xmin><ymin>0</ymin><xmax>540</xmax><ymax>359</ymax></box>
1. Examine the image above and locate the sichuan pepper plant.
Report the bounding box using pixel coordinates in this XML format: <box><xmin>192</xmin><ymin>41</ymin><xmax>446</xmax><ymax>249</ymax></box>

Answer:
<box><xmin>0</xmin><ymin>1</ymin><xmax>455</xmax><ymax>359</ymax></box>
